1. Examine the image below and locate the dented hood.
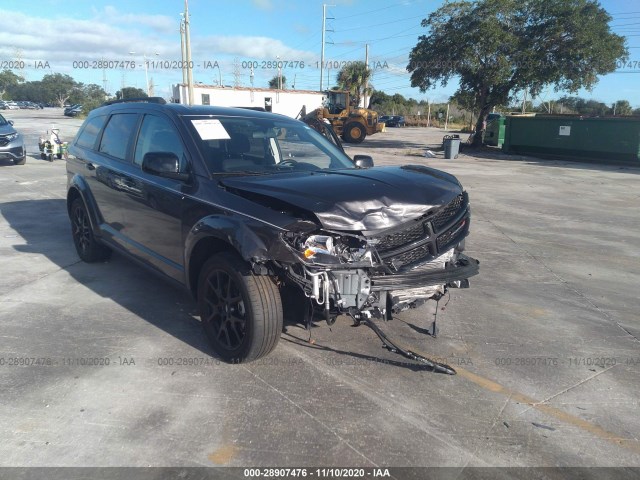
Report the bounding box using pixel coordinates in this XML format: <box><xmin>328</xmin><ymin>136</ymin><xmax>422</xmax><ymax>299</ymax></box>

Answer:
<box><xmin>220</xmin><ymin>165</ymin><xmax>463</xmax><ymax>231</ymax></box>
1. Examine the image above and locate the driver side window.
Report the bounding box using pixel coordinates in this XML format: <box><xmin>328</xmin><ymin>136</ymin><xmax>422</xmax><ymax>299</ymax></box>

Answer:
<box><xmin>134</xmin><ymin>114</ymin><xmax>186</xmax><ymax>171</ymax></box>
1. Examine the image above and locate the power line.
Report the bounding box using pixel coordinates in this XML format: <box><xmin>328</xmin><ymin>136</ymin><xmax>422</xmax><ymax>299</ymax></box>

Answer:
<box><xmin>334</xmin><ymin>14</ymin><xmax>426</xmax><ymax>32</ymax></box>
<box><xmin>334</xmin><ymin>3</ymin><xmax>408</xmax><ymax>21</ymax></box>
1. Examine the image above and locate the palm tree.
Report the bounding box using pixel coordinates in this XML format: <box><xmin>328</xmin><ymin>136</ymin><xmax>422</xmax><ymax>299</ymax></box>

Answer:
<box><xmin>336</xmin><ymin>61</ymin><xmax>372</xmax><ymax>107</ymax></box>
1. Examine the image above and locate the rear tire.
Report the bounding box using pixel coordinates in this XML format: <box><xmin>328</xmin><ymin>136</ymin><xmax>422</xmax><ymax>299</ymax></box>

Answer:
<box><xmin>342</xmin><ymin>123</ymin><xmax>366</xmax><ymax>143</ymax></box>
<box><xmin>198</xmin><ymin>253</ymin><xmax>283</xmax><ymax>363</ymax></box>
<box><xmin>70</xmin><ymin>198</ymin><xmax>111</xmax><ymax>262</ymax></box>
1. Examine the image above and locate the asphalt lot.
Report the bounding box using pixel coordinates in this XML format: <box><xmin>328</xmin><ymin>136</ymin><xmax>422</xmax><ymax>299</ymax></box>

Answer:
<box><xmin>1</xmin><ymin>108</ymin><xmax>639</xmax><ymax>470</ymax></box>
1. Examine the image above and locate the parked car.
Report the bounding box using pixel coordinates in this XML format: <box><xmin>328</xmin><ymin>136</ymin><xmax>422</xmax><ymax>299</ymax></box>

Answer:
<box><xmin>379</xmin><ymin>115</ymin><xmax>391</xmax><ymax>124</ymax></box>
<box><xmin>64</xmin><ymin>105</ymin><xmax>83</xmax><ymax>117</ymax></box>
<box><xmin>3</xmin><ymin>102</ymin><xmax>20</xmax><ymax>110</ymax></box>
<box><xmin>66</xmin><ymin>98</ymin><xmax>478</xmax><ymax>365</ymax></box>
<box><xmin>0</xmin><ymin>114</ymin><xmax>26</xmax><ymax>165</ymax></box>
<box><xmin>385</xmin><ymin>115</ymin><xmax>406</xmax><ymax>127</ymax></box>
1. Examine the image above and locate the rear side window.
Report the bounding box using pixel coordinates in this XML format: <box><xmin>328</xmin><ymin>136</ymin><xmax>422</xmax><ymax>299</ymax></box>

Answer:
<box><xmin>75</xmin><ymin>115</ymin><xmax>107</xmax><ymax>149</ymax></box>
<box><xmin>98</xmin><ymin>114</ymin><xmax>139</xmax><ymax>160</ymax></box>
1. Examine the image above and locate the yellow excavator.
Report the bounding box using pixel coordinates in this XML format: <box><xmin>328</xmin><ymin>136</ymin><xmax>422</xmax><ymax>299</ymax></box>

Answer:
<box><xmin>302</xmin><ymin>90</ymin><xmax>384</xmax><ymax>144</ymax></box>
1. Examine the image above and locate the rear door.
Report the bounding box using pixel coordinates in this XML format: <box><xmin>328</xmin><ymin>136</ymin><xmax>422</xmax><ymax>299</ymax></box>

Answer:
<box><xmin>87</xmin><ymin>112</ymin><xmax>141</xmax><ymax>248</ymax></box>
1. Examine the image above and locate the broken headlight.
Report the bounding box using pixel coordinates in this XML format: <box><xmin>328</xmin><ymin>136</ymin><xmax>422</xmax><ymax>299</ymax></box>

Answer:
<box><xmin>302</xmin><ymin>235</ymin><xmax>335</xmax><ymax>259</ymax></box>
<box><xmin>285</xmin><ymin>231</ymin><xmax>373</xmax><ymax>265</ymax></box>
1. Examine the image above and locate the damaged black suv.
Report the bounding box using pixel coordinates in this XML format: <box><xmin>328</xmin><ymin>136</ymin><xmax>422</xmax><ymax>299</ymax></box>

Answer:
<box><xmin>66</xmin><ymin>98</ymin><xmax>478</xmax><ymax>367</ymax></box>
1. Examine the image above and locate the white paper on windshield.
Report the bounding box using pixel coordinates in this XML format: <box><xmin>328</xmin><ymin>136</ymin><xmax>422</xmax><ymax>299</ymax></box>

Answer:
<box><xmin>191</xmin><ymin>119</ymin><xmax>231</xmax><ymax>140</ymax></box>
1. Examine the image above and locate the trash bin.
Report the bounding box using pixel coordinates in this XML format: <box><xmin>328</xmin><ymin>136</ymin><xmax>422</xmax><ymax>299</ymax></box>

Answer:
<box><xmin>484</xmin><ymin>115</ymin><xmax>505</xmax><ymax>147</ymax></box>
<box><xmin>443</xmin><ymin>134</ymin><xmax>460</xmax><ymax>159</ymax></box>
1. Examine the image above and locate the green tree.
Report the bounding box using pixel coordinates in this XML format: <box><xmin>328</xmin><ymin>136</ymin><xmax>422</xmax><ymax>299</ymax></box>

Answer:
<box><xmin>408</xmin><ymin>0</ymin><xmax>627</xmax><ymax>146</ymax></box>
<box><xmin>557</xmin><ymin>96</ymin><xmax>609</xmax><ymax>115</ymax></box>
<box><xmin>268</xmin><ymin>75</ymin><xmax>286</xmax><ymax>89</ymax></box>
<box><xmin>612</xmin><ymin>99</ymin><xmax>632</xmax><ymax>115</ymax></box>
<box><xmin>336</xmin><ymin>61</ymin><xmax>372</xmax><ymax>107</ymax></box>
<box><xmin>37</xmin><ymin>73</ymin><xmax>78</xmax><ymax>106</ymax></box>
<box><xmin>73</xmin><ymin>83</ymin><xmax>108</xmax><ymax>114</ymax></box>
<box><xmin>0</xmin><ymin>69</ymin><xmax>24</xmax><ymax>100</ymax></box>
<box><xmin>115</xmin><ymin>87</ymin><xmax>148</xmax><ymax>99</ymax></box>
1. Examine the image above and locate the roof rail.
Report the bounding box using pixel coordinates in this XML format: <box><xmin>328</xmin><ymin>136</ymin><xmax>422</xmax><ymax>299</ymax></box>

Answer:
<box><xmin>234</xmin><ymin>106</ymin><xmax>266</xmax><ymax>112</ymax></box>
<box><xmin>102</xmin><ymin>97</ymin><xmax>167</xmax><ymax>106</ymax></box>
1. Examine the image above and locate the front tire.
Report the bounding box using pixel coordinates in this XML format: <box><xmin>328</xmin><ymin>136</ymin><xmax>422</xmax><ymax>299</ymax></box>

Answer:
<box><xmin>342</xmin><ymin>123</ymin><xmax>366</xmax><ymax>143</ymax></box>
<box><xmin>70</xmin><ymin>198</ymin><xmax>111</xmax><ymax>262</ymax></box>
<box><xmin>198</xmin><ymin>253</ymin><xmax>283</xmax><ymax>363</ymax></box>
<box><xmin>13</xmin><ymin>155</ymin><xmax>26</xmax><ymax>165</ymax></box>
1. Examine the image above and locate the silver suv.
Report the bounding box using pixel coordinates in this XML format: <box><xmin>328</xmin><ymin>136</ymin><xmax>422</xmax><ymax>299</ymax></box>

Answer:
<box><xmin>0</xmin><ymin>114</ymin><xmax>26</xmax><ymax>165</ymax></box>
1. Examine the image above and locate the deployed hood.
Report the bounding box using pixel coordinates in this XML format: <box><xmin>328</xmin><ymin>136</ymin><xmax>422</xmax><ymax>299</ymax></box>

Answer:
<box><xmin>220</xmin><ymin>165</ymin><xmax>463</xmax><ymax>231</ymax></box>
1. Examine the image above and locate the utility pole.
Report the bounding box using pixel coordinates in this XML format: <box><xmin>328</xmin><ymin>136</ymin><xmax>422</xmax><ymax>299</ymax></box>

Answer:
<box><xmin>184</xmin><ymin>0</ymin><xmax>194</xmax><ymax>105</ymax></box>
<box><xmin>363</xmin><ymin>44</ymin><xmax>369</xmax><ymax>108</ymax></box>
<box><xmin>444</xmin><ymin>103</ymin><xmax>450</xmax><ymax>130</ymax></box>
<box><xmin>320</xmin><ymin>4</ymin><xmax>335</xmax><ymax>91</ymax></box>
<box><xmin>180</xmin><ymin>17</ymin><xmax>187</xmax><ymax>88</ymax></box>
<box><xmin>233</xmin><ymin>57</ymin><xmax>241</xmax><ymax>87</ymax></box>
<box><xmin>522</xmin><ymin>87</ymin><xmax>528</xmax><ymax>114</ymax></box>
<box><xmin>276</xmin><ymin>55</ymin><xmax>282</xmax><ymax>90</ymax></box>
<box><xmin>427</xmin><ymin>101</ymin><xmax>431</xmax><ymax>127</ymax></box>
<box><xmin>102</xmin><ymin>57</ymin><xmax>108</xmax><ymax>100</ymax></box>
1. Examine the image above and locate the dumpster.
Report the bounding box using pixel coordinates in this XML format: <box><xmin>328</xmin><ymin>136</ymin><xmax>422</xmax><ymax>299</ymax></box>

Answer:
<box><xmin>443</xmin><ymin>134</ymin><xmax>460</xmax><ymax>159</ymax></box>
<box><xmin>484</xmin><ymin>114</ymin><xmax>505</xmax><ymax>147</ymax></box>
<box><xmin>502</xmin><ymin>115</ymin><xmax>640</xmax><ymax>165</ymax></box>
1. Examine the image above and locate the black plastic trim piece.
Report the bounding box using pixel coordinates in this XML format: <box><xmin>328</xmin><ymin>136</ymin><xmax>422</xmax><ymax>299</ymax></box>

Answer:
<box><xmin>371</xmin><ymin>255</ymin><xmax>479</xmax><ymax>289</ymax></box>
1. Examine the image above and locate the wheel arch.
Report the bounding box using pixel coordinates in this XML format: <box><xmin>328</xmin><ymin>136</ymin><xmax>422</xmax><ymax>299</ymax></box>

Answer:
<box><xmin>66</xmin><ymin>176</ymin><xmax>102</xmax><ymax>236</ymax></box>
<box><xmin>185</xmin><ymin>216</ymin><xmax>272</xmax><ymax>297</ymax></box>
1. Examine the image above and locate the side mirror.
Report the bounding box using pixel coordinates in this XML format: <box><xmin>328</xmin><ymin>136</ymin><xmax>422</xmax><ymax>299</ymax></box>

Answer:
<box><xmin>8</xmin><ymin>120</ymin><xmax>14</xmax><ymax>126</ymax></box>
<box><xmin>353</xmin><ymin>154</ymin><xmax>374</xmax><ymax>169</ymax></box>
<box><xmin>142</xmin><ymin>152</ymin><xmax>190</xmax><ymax>182</ymax></box>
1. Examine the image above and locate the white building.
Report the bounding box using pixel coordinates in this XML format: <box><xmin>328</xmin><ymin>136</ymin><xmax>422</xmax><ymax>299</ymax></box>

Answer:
<box><xmin>171</xmin><ymin>84</ymin><xmax>327</xmax><ymax>119</ymax></box>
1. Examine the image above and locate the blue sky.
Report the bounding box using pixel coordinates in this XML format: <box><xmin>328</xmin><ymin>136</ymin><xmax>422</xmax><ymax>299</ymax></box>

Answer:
<box><xmin>1</xmin><ymin>0</ymin><xmax>639</xmax><ymax>107</ymax></box>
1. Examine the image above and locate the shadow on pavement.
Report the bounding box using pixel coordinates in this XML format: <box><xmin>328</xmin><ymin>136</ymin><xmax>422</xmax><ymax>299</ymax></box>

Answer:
<box><xmin>1</xmin><ymin>198</ymin><xmax>215</xmax><ymax>358</ymax></box>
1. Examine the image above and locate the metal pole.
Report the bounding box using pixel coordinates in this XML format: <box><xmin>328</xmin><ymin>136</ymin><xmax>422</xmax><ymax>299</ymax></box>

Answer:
<box><xmin>444</xmin><ymin>103</ymin><xmax>450</xmax><ymax>130</ymax></box>
<box><xmin>427</xmin><ymin>101</ymin><xmax>431</xmax><ymax>127</ymax></box>
<box><xmin>144</xmin><ymin>54</ymin><xmax>150</xmax><ymax>96</ymax></box>
<box><xmin>277</xmin><ymin>55</ymin><xmax>282</xmax><ymax>89</ymax></box>
<box><xmin>180</xmin><ymin>18</ymin><xmax>187</xmax><ymax>87</ymax></box>
<box><xmin>184</xmin><ymin>0</ymin><xmax>194</xmax><ymax>105</ymax></box>
<box><xmin>363</xmin><ymin>44</ymin><xmax>369</xmax><ymax>108</ymax></box>
<box><xmin>320</xmin><ymin>4</ymin><xmax>326</xmax><ymax>91</ymax></box>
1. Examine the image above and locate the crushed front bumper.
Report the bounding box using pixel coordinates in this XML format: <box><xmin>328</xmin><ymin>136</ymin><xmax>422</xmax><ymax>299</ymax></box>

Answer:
<box><xmin>371</xmin><ymin>254</ymin><xmax>479</xmax><ymax>290</ymax></box>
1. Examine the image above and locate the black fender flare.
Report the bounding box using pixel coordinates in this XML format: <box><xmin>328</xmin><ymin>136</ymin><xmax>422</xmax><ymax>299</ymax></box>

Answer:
<box><xmin>66</xmin><ymin>174</ymin><xmax>103</xmax><ymax>238</ymax></box>
<box><xmin>184</xmin><ymin>215</ymin><xmax>273</xmax><ymax>293</ymax></box>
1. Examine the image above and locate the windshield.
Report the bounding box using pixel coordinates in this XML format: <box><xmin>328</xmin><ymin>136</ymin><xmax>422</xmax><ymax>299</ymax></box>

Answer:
<box><xmin>0</xmin><ymin>114</ymin><xmax>8</xmax><ymax>126</ymax></box>
<box><xmin>184</xmin><ymin>115</ymin><xmax>355</xmax><ymax>175</ymax></box>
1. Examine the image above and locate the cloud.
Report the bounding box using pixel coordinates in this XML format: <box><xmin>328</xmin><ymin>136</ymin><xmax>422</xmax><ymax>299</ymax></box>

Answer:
<box><xmin>0</xmin><ymin>9</ymin><xmax>179</xmax><ymax>62</ymax></box>
<box><xmin>252</xmin><ymin>0</ymin><xmax>274</xmax><ymax>10</ymax></box>
<box><xmin>194</xmin><ymin>35</ymin><xmax>316</xmax><ymax>62</ymax></box>
<box><xmin>97</xmin><ymin>6</ymin><xmax>176</xmax><ymax>34</ymax></box>
<box><xmin>0</xmin><ymin>8</ymin><xmax>316</xmax><ymax>93</ymax></box>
